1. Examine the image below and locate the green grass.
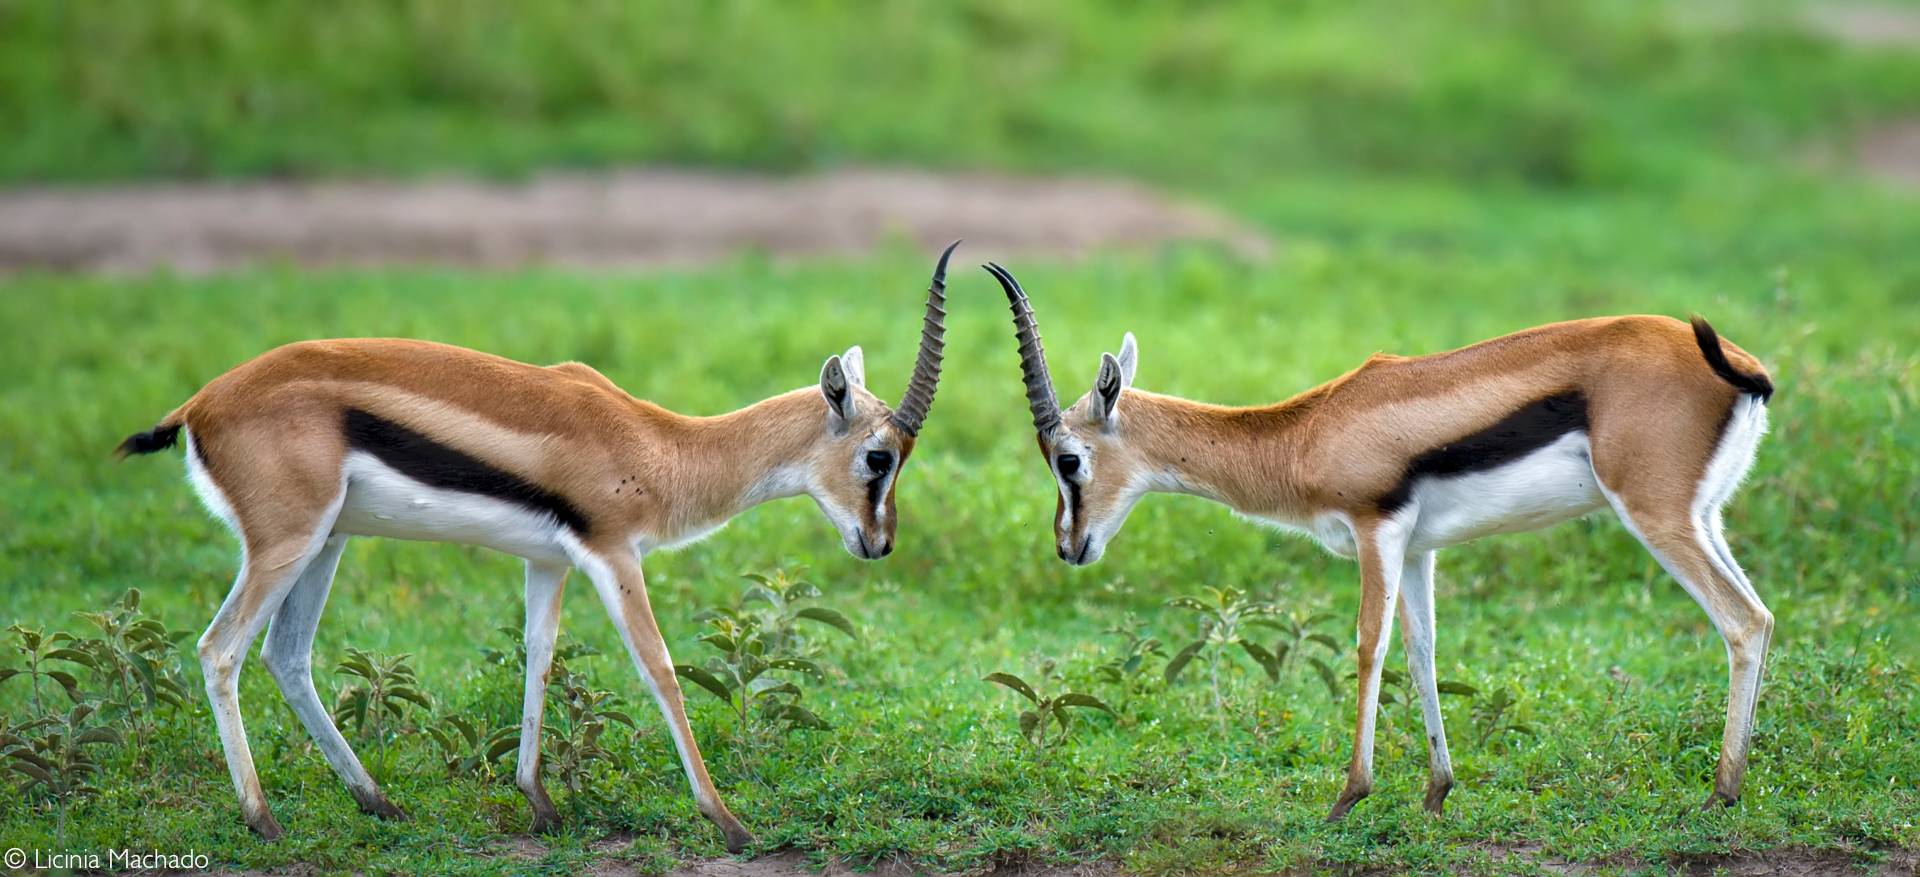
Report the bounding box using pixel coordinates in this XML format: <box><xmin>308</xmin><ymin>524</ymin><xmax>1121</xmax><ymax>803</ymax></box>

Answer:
<box><xmin>3</xmin><ymin>1</ymin><xmax>1917</xmax><ymax>190</ymax></box>
<box><xmin>4</xmin><ymin>0</ymin><xmax>1920</xmax><ymax>873</ymax></box>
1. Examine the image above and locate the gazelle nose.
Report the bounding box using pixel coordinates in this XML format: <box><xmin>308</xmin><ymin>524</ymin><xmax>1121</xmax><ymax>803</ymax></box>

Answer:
<box><xmin>879</xmin><ymin>540</ymin><xmax>894</xmax><ymax>557</ymax></box>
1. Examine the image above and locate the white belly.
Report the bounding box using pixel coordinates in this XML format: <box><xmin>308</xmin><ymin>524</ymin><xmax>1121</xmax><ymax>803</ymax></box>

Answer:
<box><xmin>1405</xmin><ymin>431</ymin><xmax>1605</xmax><ymax>552</ymax></box>
<box><xmin>333</xmin><ymin>452</ymin><xmax>570</xmax><ymax>563</ymax></box>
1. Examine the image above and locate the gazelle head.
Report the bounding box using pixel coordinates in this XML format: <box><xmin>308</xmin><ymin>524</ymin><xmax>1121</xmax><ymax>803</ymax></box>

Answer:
<box><xmin>806</xmin><ymin>242</ymin><xmax>957</xmax><ymax>560</ymax></box>
<box><xmin>986</xmin><ymin>263</ymin><xmax>1145</xmax><ymax>566</ymax></box>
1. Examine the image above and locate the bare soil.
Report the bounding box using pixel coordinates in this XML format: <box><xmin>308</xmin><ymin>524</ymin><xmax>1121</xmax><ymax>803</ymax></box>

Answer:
<box><xmin>0</xmin><ymin>168</ymin><xmax>1269</xmax><ymax>276</ymax></box>
<box><xmin>1857</xmin><ymin>120</ymin><xmax>1920</xmax><ymax>190</ymax></box>
<box><xmin>203</xmin><ymin>843</ymin><xmax>1916</xmax><ymax>876</ymax></box>
<box><xmin>1802</xmin><ymin>2</ymin><xmax>1920</xmax><ymax>48</ymax></box>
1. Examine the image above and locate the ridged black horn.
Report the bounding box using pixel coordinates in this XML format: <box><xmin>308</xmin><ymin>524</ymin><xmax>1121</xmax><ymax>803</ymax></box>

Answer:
<box><xmin>888</xmin><ymin>240</ymin><xmax>959</xmax><ymax>436</ymax></box>
<box><xmin>984</xmin><ymin>262</ymin><xmax>1061</xmax><ymax>436</ymax></box>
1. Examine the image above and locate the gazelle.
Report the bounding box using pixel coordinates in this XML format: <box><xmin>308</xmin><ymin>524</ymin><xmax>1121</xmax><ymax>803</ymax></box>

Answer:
<box><xmin>116</xmin><ymin>243</ymin><xmax>958</xmax><ymax>850</ymax></box>
<box><xmin>986</xmin><ymin>263</ymin><xmax>1775</xmax><ymax>820</ymax></box>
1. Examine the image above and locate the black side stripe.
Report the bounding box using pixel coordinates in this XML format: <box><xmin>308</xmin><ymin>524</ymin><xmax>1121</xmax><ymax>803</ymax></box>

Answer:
<box><xmin>343</xmin><ymin>409</ymin><xmax>591</xmax><ymax>535</ymax></box>
<box><xmin>1376</xmin><ymin>391</ymin><xmax>1590</xmax><ymax>514</ymax></box>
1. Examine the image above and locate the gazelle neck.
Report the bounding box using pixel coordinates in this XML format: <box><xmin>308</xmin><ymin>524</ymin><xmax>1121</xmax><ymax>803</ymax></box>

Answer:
<box><xmin>647</xmin><ymin>388</ymin><xmax>822</xmax><ymax>543</ymax></box>
<box><xmin>1122</xmin><ymin>388</ymin><xmax>1318</xmax><ymax>518</ymax></box>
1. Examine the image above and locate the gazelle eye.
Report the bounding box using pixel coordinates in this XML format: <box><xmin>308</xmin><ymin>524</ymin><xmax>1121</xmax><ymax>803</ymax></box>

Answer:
<box><xmin>1056</xmin><ymin>454</ymin><xmax>1080</xmax><ymax>476</ymax></box>
<box><xmin>866</xmin><ymin>450</ymin><xmax>894</xmax><ymax>476</ymax></box>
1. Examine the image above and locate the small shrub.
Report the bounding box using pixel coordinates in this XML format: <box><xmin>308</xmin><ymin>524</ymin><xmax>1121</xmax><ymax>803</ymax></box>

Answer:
<box><xmin>542</xmin><ymin>665</ymin><xmax>637</xmax><ymax>816</ymax></box>
<box><xmin>984</xmin><ymin>659</ymin><xmax>1114</xmax><ymax>752</ymax></box>
<box><xmin>2</xmin><ymin>703</ymin><xmax>121</xmax><ymax>841</ymax></box>
<box><xmin>1094</xmin><ymin>614</ymin><xmax>1165</xmax><ymax>713</ymax></box>
<box><xmin>0</xmin><ymin>624</ymin><xmax>86</xmax><ymax>715</ymax></box>
<box><xmin>331</xmin><ymin>648</ymin><xmax>430</xmax><ymax>770</ymax></box>
<box><xmin>1163</xmin><ymin>586</ymin><xmax>1282</xmax><ymax>731</ymax></box>
<box><xmin>65</xmin><ymin>589</ymin><xmax>191</xmax><ymax>745</ymax></box>
<box><xmin>674</xmin><ymin>568</ymin><xmax>856</xmax><ymax>751</ymax></box>
<box><xmin>1469</xmin><ymin>685</ymin><xmax>1536</xmax><ymax>749</ymax></box>
<box><xmin>424</xmin><ymin>714</ymin><xmax>519</xmax><ymax>781</ymax></box>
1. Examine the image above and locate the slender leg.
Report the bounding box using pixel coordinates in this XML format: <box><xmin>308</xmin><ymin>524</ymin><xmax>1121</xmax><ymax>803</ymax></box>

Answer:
<box><xmin>199</xmin><ymin>535</ymin><xmax>329</xmax><ymax>839</ymax></box>
<box><xmin>1602</xmin><ymin>491</ymin><xmax>1773</xmax><ymax>807</ymax></box>
<box><xmin>515</xmin><ymin>560</ymin><xmax>569</xmax><ymax>833</ymax></box>
<box><xmin>1396</xmin><ymin>549</ymin><xmax>1455</xmax><ymax>814</ymax></box>
<box><xmin>571</xmin><ymin>545</ymin><xmax>753</xmax><ymax>853</ymax></box>
<box><xmin>260</xmin><ymin>534</ymin><xmax>405</xmax><ymax>819</ymax></box>
<box><xmin>1328</xmin><ymin>522</ymin><xmax>1408</xmax><ymax>821</ymax></box>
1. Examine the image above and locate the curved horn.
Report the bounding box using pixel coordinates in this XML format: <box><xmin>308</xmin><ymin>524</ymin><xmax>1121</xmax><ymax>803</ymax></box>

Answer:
<box><xmin>983</xmin><ymin>262</ymin><xmax>1062</xmax><ymax>436</ymax></box>
<box><xmin>888</xmin><ymin>240</ymin><xmax>959</xmax><ymax>436</ymax></box>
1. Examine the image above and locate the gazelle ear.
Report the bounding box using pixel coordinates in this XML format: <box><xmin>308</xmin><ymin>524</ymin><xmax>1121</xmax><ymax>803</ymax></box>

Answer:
<box><xmin>820</xmin><ymin>354</ymin><xmax>854</xmax><ymax>431</ymax></box>
<box><xmin>841</xmin><ymin>345</ymin><xmax>867</xmax><ymax>387</ymax></box>
<box><xmin>1115</xmin><ymin>332</ymin><xmax>1139</xmax><ymax>387</ymax></box>
<box><xmin>1090</xmin><ymin>352</ymin><xmax>1126</xmax><ymax>428</ymax></box>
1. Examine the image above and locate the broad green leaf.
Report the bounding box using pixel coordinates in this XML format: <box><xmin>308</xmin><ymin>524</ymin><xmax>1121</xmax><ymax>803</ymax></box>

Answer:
<box><xmin>1054</xmin><ymin>692</ymin><xmax>1115</xmax><ymax>714</ymax></box>
<box><xmin>1164</xmin><ymin>641</ymin><xmax>1206</xmax><ymax>683</ymax></box>
<box><xmin>795</xmin><ymin>607</ymin><xmax>858</xmax><ymax>640</ymax></box>
<box><xmin>1436</xmin><ymin>681</ymin><xmax>1480</xmax><ymax>697</ymax></box>
<box><xmin>983</xmin><ymin>673</ymin><xmax>1040</xmax><ymax>704</ymax></box>
<box><xmin>674</xmin><ymin>664</ymin><xmax>734</xmax><ymax>702</ymax></box>
<box><xmin>1239</xmin><ymin>640</ymin><xmax>1279</xmax><ymax>681</ymax></box>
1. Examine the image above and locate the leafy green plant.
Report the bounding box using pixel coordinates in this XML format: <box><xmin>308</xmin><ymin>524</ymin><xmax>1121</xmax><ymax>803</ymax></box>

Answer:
<box><xmin>424</xmin><ymin>713</ymin><xmax>519</xmax><ymax>781</ymax></box>
<box><xmin>1469</xmin><ymin>685</ymin><xmax>1537</xmax><ymax>749</ymax></box>
<box><xmin>331</xmin><ymin>648</ymin><xmax>430</xmax><ymax>767</ymax></box>
<box><xmin>542</xmin><ymin>665</ymin><xmax>636</xmax><ymax>815</ymax></box>
<box><xmin>1350</xmin><ymin>668</ymin><xmax>1479</xmax><ymax>719</ymax></box>
<box><xmin>1238</xmin><ymin>608</ymin><xmax>1343</xmax><ymax>698</ymax></box>
<box><xmin>1</xmin><ymin>624</ymin><xmax>86</xmax><ymax>714</ymax></box>
<box><xmin>984</xmin><ymin>667</ymin><xmax>1114</xmax><ymax>752</ymax></box>
<box><xmin>1164</xmin><ymin>587</ymin><xmax>1282</xmax><ymax>731</ymax></box>
<box><xmin>65</xmin><ymin>589</ymin><xmax>191</xmax><ymax>744</ymax></box>
<box><xmin>1094</xmin><ymin>614</ymin><xmax>1165</xmax><ymax>712</ymax></box>
<box><xmin>674</xmin><ymin>568</ymin><xmax>856</xmax><ymax>748</ymax></box>
<box><xmin>2</xmin><ymin>703</ymin><xmax>121</xmax><ymax>840</ymax></box>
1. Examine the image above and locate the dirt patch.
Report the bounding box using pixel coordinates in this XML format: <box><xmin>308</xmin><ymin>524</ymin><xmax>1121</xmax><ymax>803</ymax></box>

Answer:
<box><xmin>1472</xmin><ymin>843</ymin><xmax>1917</xmax><ymax>877</ymax></box>
<box><xmin>1857</xmin><ymin>120</ymin><xmax>1920</xmax><ymax>190</ymax></box>
<box><xmin>0</xmin><ymin>167</ymin><xmax>1269</xmax><ymax>276</ymax></box>
<box><xmin>1802</xmin><ymin>3</ymin><xmax>1920</xmax><ymax>48</ymax></box>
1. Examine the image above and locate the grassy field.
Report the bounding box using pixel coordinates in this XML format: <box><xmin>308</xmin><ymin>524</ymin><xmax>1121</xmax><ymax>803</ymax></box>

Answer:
<box><xmin>3</xmin><ymin>1</ymin><xmax>1920</xmax><ymax>875</ymax></box>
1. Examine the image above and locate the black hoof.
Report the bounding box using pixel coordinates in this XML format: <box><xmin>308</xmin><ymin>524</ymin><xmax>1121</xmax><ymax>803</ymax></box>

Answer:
<box><xmin>1423</xmin><ymin>780</ymin><xmax>1454</xmax><ymax>815</ymax></box>
<box><xmin>1326</xmin><ymin>787</ymin><xmax>1368</xmax><ymax>822</ymax></box>
<box><xmin>247</xmin><ymin>813</ymin><xmax>285</xmax><ymax>841</ymax></box>
<box><xmin>1700</xmin><ymin>790</ymin><xmax>1738</xmax><ymax>811</ymax></box>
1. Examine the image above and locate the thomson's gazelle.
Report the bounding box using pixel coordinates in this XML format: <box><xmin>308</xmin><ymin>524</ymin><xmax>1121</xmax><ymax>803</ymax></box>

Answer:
<box><xmin>117</xmin><ymin>243</ymin><xmax>960</xmax><ymax>849</ymax></box>
<box><xmin>986</xmin><ymin>263</ymin><xmax>1775</xmax><ymax>819</ymax></box>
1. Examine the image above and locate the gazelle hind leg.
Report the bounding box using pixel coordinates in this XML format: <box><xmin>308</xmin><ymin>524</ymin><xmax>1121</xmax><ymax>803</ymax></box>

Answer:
<box><xmin>1601</xmin><ymin>488</ymin><xmax>1772</xmax><ymax>807</ymax></box>
<box><xmin>1396</xmin><ymin>550</ymin><xmax>1456</xmax><ymax>814</ymax></box>
<box><xmin>1328</xmin><ymin>520</ymin><xmax>1410</xmax><ymax>821</ymax></box>
<box><xmin>199</xmin><ymin>526</ymin><xmax>336</xmax><ymax>838</ymax></box>
<box><xmin>515</xmin><ymin>560</ymin><xmax>569</xmax><ymax>833</ymax></box>
<box><xmin>566</xmin><ymin>540</ymin><xmax>753</xmax><ymax>853</ymax></box>
<box><xmin>260</xmin><ymin>534</ymin><xmax>404</xmax><ymax>820</ymax></box>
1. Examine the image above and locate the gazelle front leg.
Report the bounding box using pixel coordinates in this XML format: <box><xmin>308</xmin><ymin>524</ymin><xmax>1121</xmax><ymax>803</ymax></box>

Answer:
<box><xmin>1328</xmin><ymin>520</ymin><xmax>1409</xmax><ymax>821</ymax></box>
<box><xmin>568</xmin><ymin>542</ymin><xmax>753</xmax><ymax>853</ymax></box>
<box><xmin>515</xmin><ymin>560</ymin><xmax>569</xmax><ymax>833</ymax></box>
<box><xmin>1396</xmin><ymin>550</ymin><xmax>1455</xmax><ymax>814</ymax></box>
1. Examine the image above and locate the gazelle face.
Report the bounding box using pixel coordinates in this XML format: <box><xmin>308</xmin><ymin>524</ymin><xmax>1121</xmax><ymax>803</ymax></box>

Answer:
<box><xmin>810</xmin><ymin>346</ymin><xmax>916</xmax><ymax>560</ymax></box>
<box><xmin>1039</xmin><ymin>334</ymin><xmax>1144</xmax><ymax>566</ymax></box>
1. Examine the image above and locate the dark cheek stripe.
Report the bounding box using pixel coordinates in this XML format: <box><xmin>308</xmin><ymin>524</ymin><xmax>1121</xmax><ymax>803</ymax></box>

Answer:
<box><xmin>1376</xmin><ymin>391</ymin><xmax>1590</xmax><ymax>514</ymax></box>
<box><xmin>343</xmin><ymin>408</ymin><xmax>591</xmax><ymax>535</ymax></box>
<box><xmin>1067</xmin><ymin>480</ymin><xmax>1085</xmax><ymax>534</ymax></box>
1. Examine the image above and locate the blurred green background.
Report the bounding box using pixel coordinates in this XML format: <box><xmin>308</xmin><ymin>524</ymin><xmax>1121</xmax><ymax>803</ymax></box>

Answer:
<box><xmin>2</xmin><ymin>2</ymin><xmax>1917</xmax><ymax>874</ymax></box>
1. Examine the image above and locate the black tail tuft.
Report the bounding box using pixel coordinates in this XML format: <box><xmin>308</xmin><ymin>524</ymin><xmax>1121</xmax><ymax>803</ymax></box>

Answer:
<box><xmin>116</xmin><ymin>423</ymin><xmax>182</xmax><ymax>458</ymax></box>
<box><xmin>1690</xmin><ymin>316</ymin><xmax>1774</xmax><ymax>401</ymax></box>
